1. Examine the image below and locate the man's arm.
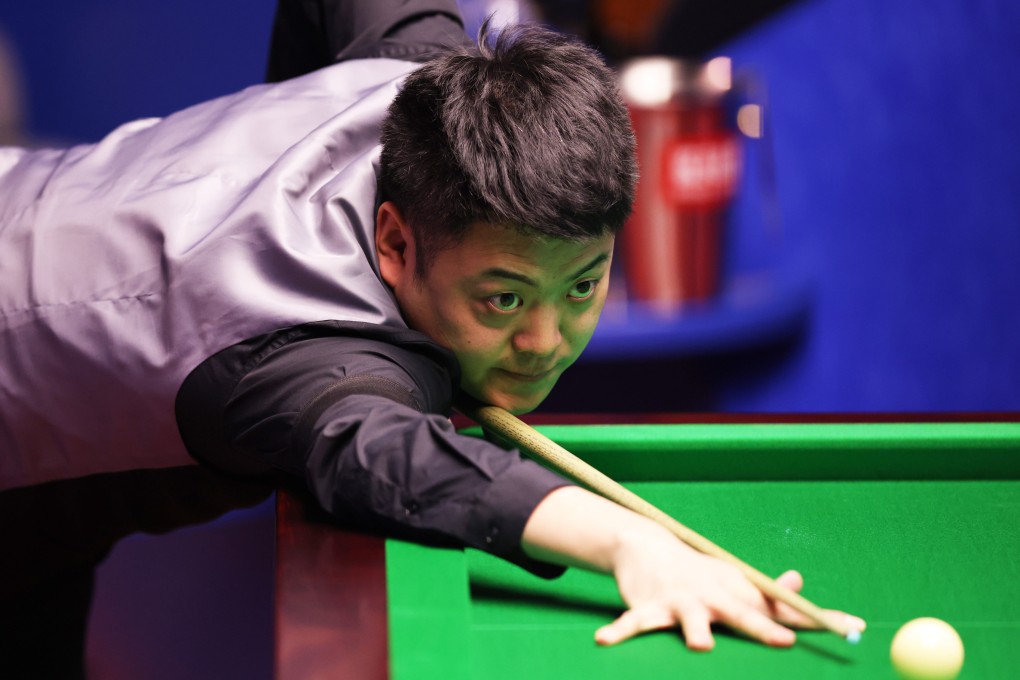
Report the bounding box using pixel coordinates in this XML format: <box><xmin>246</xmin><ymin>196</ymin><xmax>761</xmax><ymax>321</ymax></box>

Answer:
<box><xmin>178</xmin><ymin>325</ymin><xmax>864</xmax><ymax>647</ymax></box>
<box><xmin>177</xmin><ymin>324</ymin><xmax>569</xmax><ymax>575</ymax></box>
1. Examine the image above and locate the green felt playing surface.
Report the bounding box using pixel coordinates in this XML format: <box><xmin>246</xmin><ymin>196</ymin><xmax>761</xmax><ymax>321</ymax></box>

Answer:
<box><xmin>386</xmin><ymin>423</ymin><xmax>1020</xmax><ymax>680</ymax></box>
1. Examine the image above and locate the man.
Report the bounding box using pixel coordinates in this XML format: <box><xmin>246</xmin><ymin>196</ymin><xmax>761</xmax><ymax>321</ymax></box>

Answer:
<box><xmin>0</xmin><ymin>0</ymin><xmax>863</xmax><ymax>652</ymax></box>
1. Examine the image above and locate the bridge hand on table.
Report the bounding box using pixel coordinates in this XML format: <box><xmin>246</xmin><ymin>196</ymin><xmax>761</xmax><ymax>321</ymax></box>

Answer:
<box><xmin>595</xmin><ymin>530</ymin><xmax>867</xmax><ymax>650</ymax></box>
<box><xmin>521</xmin><ymin>486</ymin><xmax>866</xmax><ymax>651</ymax></box>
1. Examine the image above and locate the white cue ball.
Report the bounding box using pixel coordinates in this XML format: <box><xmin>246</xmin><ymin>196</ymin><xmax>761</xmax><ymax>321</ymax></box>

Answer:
<box><xmin>890</xmin><ymin>617</ymin><xmax>965</xmax><ymax>680</ymax></box>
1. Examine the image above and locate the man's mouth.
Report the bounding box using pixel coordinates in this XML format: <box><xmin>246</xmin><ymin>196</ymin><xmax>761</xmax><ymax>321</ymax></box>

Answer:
<box><xmin>500</xmin><ymin>367</ymin><xmax>556</xmax><ymax>383</ymax></box>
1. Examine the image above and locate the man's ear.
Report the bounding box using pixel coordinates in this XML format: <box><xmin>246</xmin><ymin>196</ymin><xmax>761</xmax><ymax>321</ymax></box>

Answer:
<box><xmin>376</xmin><ymin>201</ymin><xmax>413</xmax><ymax>288</ymax></box>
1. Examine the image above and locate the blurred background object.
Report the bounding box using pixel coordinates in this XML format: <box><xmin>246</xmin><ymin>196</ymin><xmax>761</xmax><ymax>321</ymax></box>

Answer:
<box><xmin>618</xmin><ymin>55</ymin><xmax>743</xmax><ymax>313</ymax></box>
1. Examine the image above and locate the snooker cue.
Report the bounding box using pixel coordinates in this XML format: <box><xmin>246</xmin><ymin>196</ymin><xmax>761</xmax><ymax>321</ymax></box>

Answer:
<box><xmin>455</xmin><ymin>400</ymin><xmax>860</xmax><ymax>643</ymax></box>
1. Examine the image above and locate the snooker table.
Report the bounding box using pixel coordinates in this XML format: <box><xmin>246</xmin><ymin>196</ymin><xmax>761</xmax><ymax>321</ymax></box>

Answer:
<box><xmin>275</xmin><ymin>414</ymin><xmax>1020</xmax><ymax>680</ymax></box>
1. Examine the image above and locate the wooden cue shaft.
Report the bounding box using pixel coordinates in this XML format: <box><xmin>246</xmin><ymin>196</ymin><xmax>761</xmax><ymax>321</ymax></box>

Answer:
<box><xmin>458</xmin><ymin>402</ymin><xmax>855</xmax><ymax>640</ymax></box>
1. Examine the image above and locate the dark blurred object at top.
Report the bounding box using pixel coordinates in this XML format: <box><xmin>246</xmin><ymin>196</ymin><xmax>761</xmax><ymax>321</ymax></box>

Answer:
<box><xmin>534</xmin><ymin>0</ymin><xmax>802</xmax><ymax>61</ymax></box>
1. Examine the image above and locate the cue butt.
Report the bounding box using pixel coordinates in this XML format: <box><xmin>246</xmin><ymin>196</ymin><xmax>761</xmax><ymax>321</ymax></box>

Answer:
<box><xmin>457</xmin><ymin>400</ymin><xmax>860</xmax><ymax>642</ymax></box>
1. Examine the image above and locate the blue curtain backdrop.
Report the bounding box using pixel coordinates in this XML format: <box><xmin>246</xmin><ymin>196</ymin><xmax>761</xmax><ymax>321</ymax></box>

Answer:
<box><xmin>718</xmin><ymin>0</ymin><xmax>1020</xmax><ymax>411</ymax></box>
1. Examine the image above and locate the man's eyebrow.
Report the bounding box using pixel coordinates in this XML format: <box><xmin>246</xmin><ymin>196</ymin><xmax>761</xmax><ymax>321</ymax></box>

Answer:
<box><xmin>568</xmin><ymin>252</ymin><xmax>611</xmax><ymax>280</ymax></box>
<box><xmin>478</xmin><ymin>252</ymin><xmax>611</xmax><ymax>287</ymax></box>
<box><xmin>478</xmin><ymin>268</ymin><xmax>538</xmax><ymax>287</ymax></box>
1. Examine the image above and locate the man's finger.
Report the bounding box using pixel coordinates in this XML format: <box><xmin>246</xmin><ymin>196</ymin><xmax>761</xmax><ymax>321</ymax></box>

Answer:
<box><xmin>594</xmin><ymin>607</ymin><xmax>674</xmax><ymax>646</ymax></box>
<box><xmin>716</xmin><ymin>600</ymin><xmax>797</xmax><ymax>647</ymax></box>
<box><xmin>673</xmin><ymin>599</ymin><xmax>714</xmax><ymax>651</ymax></box>
<box><xmin>774</xmin><ymin>569</ymin><xmax>804</xmax><ymax>593</ymax></box>
<box><xmin>765</xmin><ymin>569</ymin><xmax>817</xmax><ymax>627</ymax></box>
<box><xmin>768</xmin><ymin>571</ymin><xmax>867</xmax><ymax>634</ymax></box>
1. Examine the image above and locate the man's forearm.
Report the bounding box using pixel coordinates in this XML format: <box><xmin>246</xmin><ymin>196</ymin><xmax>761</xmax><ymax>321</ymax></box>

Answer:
<box><xmin>521</xmin><ymin>485</ymin><xmax>675</xmax><ymax>574</ymax></box>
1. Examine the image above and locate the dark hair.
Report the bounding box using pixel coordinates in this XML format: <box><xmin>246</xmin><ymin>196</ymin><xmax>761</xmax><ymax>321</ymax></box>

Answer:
<box><xmin>380</xmin><ymin>21</ymin><xmax>638</xmax><ymax>278</ymax></box>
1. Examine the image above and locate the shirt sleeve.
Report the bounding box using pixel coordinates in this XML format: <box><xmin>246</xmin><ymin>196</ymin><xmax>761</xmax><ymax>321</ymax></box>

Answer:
<box><xmin>176</xmin><ymin>322</ymin><xmax>570</xmax><ymax>576</ymax></box>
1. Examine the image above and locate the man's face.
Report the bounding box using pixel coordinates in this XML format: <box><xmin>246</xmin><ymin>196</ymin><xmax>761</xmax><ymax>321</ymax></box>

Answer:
<box><xmin>377</xmin><ymin>204</ymin><xmax>613</xmax><ymax>414</ymax></box>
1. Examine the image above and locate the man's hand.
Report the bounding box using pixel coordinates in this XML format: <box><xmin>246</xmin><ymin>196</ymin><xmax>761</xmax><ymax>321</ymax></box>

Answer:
<box><xmin>522</xmin><ymin>486</ymin><xmax>866</xmax><ymax>650</ymax></box>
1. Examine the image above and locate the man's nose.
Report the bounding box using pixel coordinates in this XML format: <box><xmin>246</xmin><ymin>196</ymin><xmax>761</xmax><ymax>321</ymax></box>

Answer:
<box><xmin>512</xmin><ymin>305</ymin><xmax>562</xmax><ymax>357</ymax></box>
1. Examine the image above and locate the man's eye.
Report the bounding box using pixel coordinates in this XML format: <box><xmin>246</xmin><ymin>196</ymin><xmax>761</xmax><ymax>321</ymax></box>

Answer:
<box><xmin>487</xmin><ymin>292</ymin><xmax>522</xmax><ymax>312</ymax></box>
<box><xmin>568</xmin><ymin>279</ymin><xmax>598</xmax><ymax>300</ymax></box>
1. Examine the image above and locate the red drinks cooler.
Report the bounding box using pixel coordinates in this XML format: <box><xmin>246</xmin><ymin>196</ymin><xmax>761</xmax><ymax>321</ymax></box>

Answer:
<box><xmin>619</xmin><ymin>57</ymin><xmax>741</xmax><ymax>313</ymax></box>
